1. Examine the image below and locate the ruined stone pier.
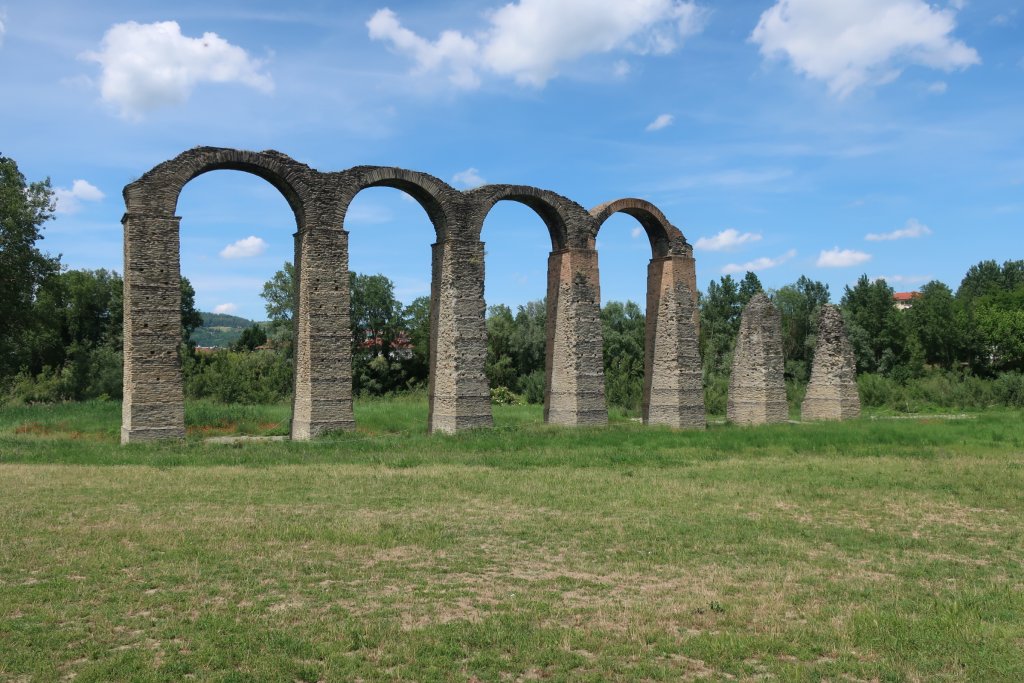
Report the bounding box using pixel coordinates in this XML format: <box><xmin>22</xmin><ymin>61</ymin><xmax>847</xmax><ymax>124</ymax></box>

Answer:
<box><xmin>801</xmin><ymin>304</ymin><xmax>861</xmax><ymax>421</ymax></box>
<box><xmin>727</xmin><ymin>293</ymin><xmax>787</xmax><ymax>426</ymax></box>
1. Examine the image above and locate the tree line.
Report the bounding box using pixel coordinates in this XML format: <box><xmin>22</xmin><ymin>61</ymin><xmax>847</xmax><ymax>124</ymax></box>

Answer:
<box><xmin>3</xmin><ymin>153</ymin><xmax>1022</xmax><ymax>410</ymax></box>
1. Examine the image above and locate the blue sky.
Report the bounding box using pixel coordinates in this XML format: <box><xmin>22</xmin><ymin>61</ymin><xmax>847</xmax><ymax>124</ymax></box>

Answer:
<box><xmin>2</xmin><ymin>0</ymin><xmax>1021</xmax><ymax>320</ymax></box>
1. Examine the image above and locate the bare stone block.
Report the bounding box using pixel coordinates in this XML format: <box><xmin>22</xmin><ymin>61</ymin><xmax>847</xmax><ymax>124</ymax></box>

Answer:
<box><xmin>728</xmin><ymin>293</ymin><xmax>787</xmax><ymax>426</ymax></box>
<box><xmin>801</xmin><ymin>304</ymin><xmax>861</xmax><ymax>421</ymax></box>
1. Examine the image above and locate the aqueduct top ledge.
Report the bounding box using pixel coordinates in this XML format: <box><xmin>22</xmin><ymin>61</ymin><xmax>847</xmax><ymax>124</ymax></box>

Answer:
<box><xmin>123</xmin><ymin>146</ymin><xmax>691</xmax><ymax>254</ymax></box>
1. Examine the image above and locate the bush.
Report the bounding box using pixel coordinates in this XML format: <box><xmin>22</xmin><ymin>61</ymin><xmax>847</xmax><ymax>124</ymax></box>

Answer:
<box><xmin>520</xmin><ymin>369</ymin><xmax>546</xmax><ymax>405</ymax></box>
<box><xmin>857</xmin><ymin>373</ymin><xmax>905</xmax><ymax>409</ymax></box>
<box><xmin>703</xmin><ymin>372</ymin><xmax>729</xmax><ymax>416</ymax></box>
<box><xmin>490</xmin><ymin>386</ymin><xmax>521</xmax><ymax>405</ymax></box>
<box><xmin>185</xmin><ymin>350</ymin><xmax>292</xmax><ymax>404</ymax></box>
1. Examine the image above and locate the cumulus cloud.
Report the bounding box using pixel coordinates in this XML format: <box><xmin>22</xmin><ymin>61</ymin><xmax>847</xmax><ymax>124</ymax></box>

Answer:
<box><xmin>631</xmin><ymin>226</ymin><xmax>644</xmax><ymax>239</ymax></box>
<box><xmin>368</xmin><ymin>0</ymin><xmax>706</xmax><ymax>89</ymax></box>
<box><xmin>750</xmin><ymin>0</ymin><xmax>980</xmax><ymax>98</ymax></box>
<box><xmin>83</xmin><ymin>21</ymin><xmax>273</xmax><ymax>119</ymax></box>
<box><xmin>645</xmin><ymin>113</ymin><xmax>674</xmax><ymax>131</ymax></box>
<box><xmin>865</xmin><ymin>218</ymin><xmax>933</xmax><ymax>241</ymax></box>
<box><xmin>927</xmin><ymin>80</ymin><xmax>948</xmax><ymax>93</ymax></box>
<box><xmin>213</xmin><ymin>303</ymin><xmax>238</xmax><ymax>314</ymax></box>
<box><xmin>219</xmin><ymin>236</ymin><xmax>267</xmax><ymax>259</ymax></box>
<box><xmin>695</xmin><ymin>228</ymin><xmax>763</xmax><ymax>252</ymax></box>
<box><xmin>54</xmin><ymin>180</ymin><xmax>105</xmax><ymax>214</ymax></box>
<box><xmin>452</xmin><ymin>167</ymin><xmax>486</xmax><ymax>188</ymax></box>
<box><xmin>817</xmin><ymin>247</ymin><xmax>872</xmax><ymax>267</ymax></box>
<box><xmin>722</xmin><ymin>249</ymin><xmax>796</xmax><ymax>274</ymax></box>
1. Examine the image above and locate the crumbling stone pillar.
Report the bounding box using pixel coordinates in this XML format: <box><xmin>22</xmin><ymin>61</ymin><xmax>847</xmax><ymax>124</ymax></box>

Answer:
<box><xmin>801</xmin><ymin>304</ymin><xmax>861</xmax><ymax>421</ymax></box>
<box><xmin>644</xmin><ymin>255</ymin><xmax>705</xmax><ymax>429</ymax></box>
<box><xmin>121</xmin><ymin>214</ymin><xmax>186</xmax><ymax>443</ymax></box>
<box><xmin>545</xmin><ymin>248</ymin><xmax>608</xmax><ymax>426</ymax></box>
<box><xmin>428</xmin><ymin>237</ymin><xmax>493</xmax><ymax>433</ymax></box>
<box><xmin>728</xmin><ymin>292</ymin><xmax>787</xmax><ymax>425</ymax></box>
<box><xmin>291</xmin><ymin>225</ymin><xmax>354</xmax><ymax>439</ymax></box>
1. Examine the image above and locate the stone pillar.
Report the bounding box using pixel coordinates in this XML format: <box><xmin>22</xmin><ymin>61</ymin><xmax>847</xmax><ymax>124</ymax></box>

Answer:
<box><xmin>121</xmin><ymin>214</ymin><xmax>186</xmax><ymax>444</ymax></box>
<box><xmin>643</xmin><ymin>256</ymin><xmax>705</xmax><ymax>429</ymax></box>
<box><xmin>801</xmin><ymin>304</ymin><xmax>861</xmax><ymax>421</ymax></box>
<box><xmin>728</xmin><ymin>292</ymin><xmax>787</xmax><ymax>425</ymax></box>
<box><xmin>291</xmin><ymin>226</ymin><xmax>354</xmax><ymax>439</ymax></box>
<box><xmin>428</xmin><ymin>238</ymin><xmax>493</xmax><ymax>433</ymax></box>
<box><xmin>545</xmin><ymin>248</ymin><xmax>608</xmax><ymax>426</ymax></box>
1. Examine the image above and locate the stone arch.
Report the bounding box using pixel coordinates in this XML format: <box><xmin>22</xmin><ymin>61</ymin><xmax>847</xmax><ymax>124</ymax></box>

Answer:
<box><xmin>463</xmin><ymin>185</ymin><xmax>606</xmax><ymax>426</ymax></box>
<box><xmin>464</xmin><ymin>184</ymin><xmax>584</xmax><ymax>250</ymax></box>
<box><xmin>325</xmin><ymin>166</ymin><xmax>491</xmax><ymax>434</ymax></box>
<box><xmin>589</xmin><ymin>197</ymin><xmax>690</xmax><ymax>258</ymax></box>
<box><xmin>123</xmin><ymin>146</ymin><xmax>316</xmax><ymax>227</ymax></box>
<box><xmin>121</xmin><ymin>147</ymin><xmax>336</xmax><ymax>444</ymax></box>
<box><xmin>332</xmin><ymin>166</ymin><xmax>461</xmax><ymax>242</ymax></box>
<box><xmin>587</xmin><ymin>198</ymin><xmax>704</xmax><ymax>429</ymax></box>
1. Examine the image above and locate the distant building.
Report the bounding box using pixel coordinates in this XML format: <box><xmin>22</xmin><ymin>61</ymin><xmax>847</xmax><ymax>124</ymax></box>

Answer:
<box><xmin>893</xmin><ymin>291</ymin><xmax>921</xmax><ymax>310</ymax></box>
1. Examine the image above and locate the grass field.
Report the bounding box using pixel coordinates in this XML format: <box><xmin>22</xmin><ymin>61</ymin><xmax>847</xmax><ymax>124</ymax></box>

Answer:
<box><xmin>1</xmin><ymin>398</ymin><xmax>1022</xmax><ymax>681</ymax></box>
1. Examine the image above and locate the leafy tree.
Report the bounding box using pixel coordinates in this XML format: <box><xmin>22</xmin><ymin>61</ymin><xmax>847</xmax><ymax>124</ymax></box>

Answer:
<box><xmin>180</xmin><ymin>277</ymin><xmax>203</xmax><ymax>346</ymax></box>
<box><xmin>232</xmin><ymin>324</ymin><xmax>268</xmax><ymax>352</ymax></box>
<box><xmin>737</xmin><ymin>271</ymin><xmax>763</xmax><ymax>307</ymax></box>
<box><xmin>907</xmin><ymin>280</ymin><xmax>962</xmax><ymax>369</ymax></box>
<box><xmin>841</xmin><ymin>275</ymin><xmax>918</xmax><ymax>378</ymax></box>
<box><xmin>261</xmin><ymin>261</ymin><xmax>295</xmax><ymax>323</ymax></box>
<box><xmin>350</xmin><ymin>273</ymin><xmax>407</xmax><ymax>396</ymax></box>
<box><xmin>774</xmin><ymin>276</ymin><xmax>830</xmax><ymax>381</ymax></box>
<box><xmin>403</xmin><ymin>296</ymin><xmax>431</xmax><ymax>385</ymax></box>
<box><xmin>699</xmin><ymin>274</ymin><xmax>742</xmax><ymax>375</ymax></box>
<box><xmin>602</xmin><ymin>300</ymin><xmax>645</xmax><ymax>411</ymax></box>
<box><xmin>0</xmin><ymin>155</ymin><xmax>60</xmax><ymax>379</ymax></box>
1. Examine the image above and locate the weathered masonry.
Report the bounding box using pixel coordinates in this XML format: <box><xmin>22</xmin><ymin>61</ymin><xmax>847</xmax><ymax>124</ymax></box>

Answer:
<box><xmin>801</xmin><ymin>304</ymin><xmax>861</xmax><ymax>421</ymax></box>
<box><xmin>121</xmin><ymin>147</ymin><xmax>704</xmax><ymax>443</ymax></box>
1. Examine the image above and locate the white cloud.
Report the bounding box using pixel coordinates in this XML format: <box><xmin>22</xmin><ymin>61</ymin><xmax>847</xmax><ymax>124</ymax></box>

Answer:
<box><xmin>722</xmin><ymin>249</ymin><xmax>795</xmax><ymax>274</ymax></box>
<box><xmin>927</xmin><ymin>80</ymin><xmax>948</xmax><ymax>93</ymax></box>
<box><xmin>645</xmin><ymin>113</ymin><xmax>674</xmax><ymax>131</ymax></box>
<box><xmin>695</xmin><ymin>228</ymin><xmax>763</xmax><ymax>252</ymax></box>
<box><xmin>630</xmin><ymin>226</ymin><xmax>644</xmax><ymax>239</ymax></box>
<box><xmin>54</xmin><ymin>180</ymin><xmax>105</xmax><ymax>214</ymax></box>
<box><xmin>368</xmin><ymin>1</ymin><xmax>706</xmax><ymax>89</ymax></box>
<box><xmin>613</xmin><ymin>59</ymin><xmax>632</xmax><ymax>77</ymax></box>
<box><xmin>83</xmin><ymin>21</ymin><xmax>273</xmax><ymax>119</ymax></box>
<box><xmin>452</xmin><ymin>167</ymin><xmax>486</xmax><ymax>188</ymax></box>
<box><xmin>219</xmin><ymin>236</ymin><xmax>268</xmax><ymax>259</ymax></box>
<box><xmin>0</xmin><ymin>13</ymin><xmax>6</xmax><ymax>47</ymax></box>
<box><xmin>817</xmin><ymin>247</ymin><xmax>872</xmax><ymax>267</ymax></box>
<box><xmin>865</xmin><ymin>218</ymin><xmax>933</xmax><ymax>241</ymax></box>
<box><xmin>213</xmin><ymin>303</ymin><xmax>238</xmax><ymax>314</ymax></box>
<box><xmin>751</xmin><ymin>0</ymin><xmax>980</xmax><ymax>98</ymax></box>
<box><xmin>874</xmin><ymin>274</ymin><xmax>931</xmax><ymax>285</ymax></box>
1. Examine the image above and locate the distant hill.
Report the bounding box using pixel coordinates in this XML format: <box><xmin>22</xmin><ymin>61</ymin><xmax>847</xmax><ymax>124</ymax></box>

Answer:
<box><xmin>191</xmin><ymin>312</ymin><xmax>261</xmax><ymax>348</ymax></box>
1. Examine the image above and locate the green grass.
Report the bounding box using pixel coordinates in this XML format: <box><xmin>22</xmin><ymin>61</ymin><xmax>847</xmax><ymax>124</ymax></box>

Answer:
<box><xmin>1</xmin><ymin>398</ymin><xmax>1022</xmax><ymax>681</ymax></box>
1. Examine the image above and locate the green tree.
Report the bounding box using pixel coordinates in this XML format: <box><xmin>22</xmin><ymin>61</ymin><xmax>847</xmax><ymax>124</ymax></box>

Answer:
<box><xmin>261</xmin><ymin>261</ymin><xmax>295</xmax><ymax>323</ymax></box>
<box><xmin>0</xmin><ymin>155</ymin><xmax>60</xmax><ymax>379</ymax></box>
<box><xmin>602</xmin><ymin>300</ymin><xmax>645</xmax><ymax>411</ymax></box>
<box><xmin>232</xmin><ymin>324</ymin><xmax>268</xmax><ymax>352</ymax></box>
<box><xmin>774</xmin><ymin>276</ymin><xmax>830</xmax><ymax>381</ymax></box>
<box><xmin>403</xmin><ymin>295</ymin><xmax>431</xmax><ymax>386</ymax></box>
<box><xmin>180</xmin><ymin>277</ymin><xmax>203</xmax><ymax>346</ymax></box>
<box><xmin>737</xmin><ymin>271</ymin><xmax>763</xmax><ymax>307</ymax></box>
<box><xmin>907</xmin><ymin>280</ymin><xmax>962</xmax><ymax>369</ymax></box>
<box><xmin>350</xmin><ymin>273</ymin><xmax>407</xmax><ymax>396</ymax></box>
<box><xmin>699</xmin><ymin>274</ymin><xmax>742</xmax><ymax>375</ymax></box>
<box><xmin>841</xmin><ymin>275</ymin><xmax>918</xmax><ymax>377</ymax></box>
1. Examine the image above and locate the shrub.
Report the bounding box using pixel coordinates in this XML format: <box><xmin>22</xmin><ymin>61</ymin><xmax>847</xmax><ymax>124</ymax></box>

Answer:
<box><xmin>490</xmin><ymin>386</ymin><xmax>521</xmax><ymax>405</ymax></box>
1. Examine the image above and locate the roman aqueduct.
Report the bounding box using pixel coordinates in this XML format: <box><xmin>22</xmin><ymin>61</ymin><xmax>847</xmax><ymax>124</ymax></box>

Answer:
<box><xmin>121</xmin><ymin>147</ymin><xmax>703</xmax><ymax>443</ymax></box>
